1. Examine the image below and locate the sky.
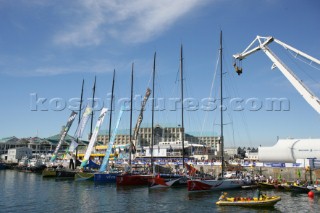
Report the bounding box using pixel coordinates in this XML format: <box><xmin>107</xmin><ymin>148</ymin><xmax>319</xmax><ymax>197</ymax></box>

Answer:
<box><xmin>0</xmin><ymin>0</ymin><xmax>319</xmax><ymax>148</ymax></box>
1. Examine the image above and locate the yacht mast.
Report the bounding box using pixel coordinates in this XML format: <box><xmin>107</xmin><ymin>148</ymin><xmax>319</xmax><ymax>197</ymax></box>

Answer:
<box><xmin>129</xmin><ymin>64</ymin><xmax>134</xmax><ymax>167</ymax></box>
<box><xmin>109</xmin><ymin>70</ymin><xmax>115</xmax><ymax>142</ymax></box>
<box><xmin>89</xmin><ymin>76</ymin><xmax>96</xmax><ymax>140</ymax></box>
<box><xmin>151</xmin><ymin>52</ymin><xmax>156</xmax><ymax>173</ymax></box>
<box><xmin>75</xmin><ymin>79</ymin><xmax>84</xmax><ymax>169</ymax></box>
<box><xmin>220</xmin><ymin>31</ymin><xmax>225</xmax><ymax>178</ymax></box>
<box><xmin>180</xmin><ymin>45</ymin><xmax>185</xmax><ymax>169</ymax></box>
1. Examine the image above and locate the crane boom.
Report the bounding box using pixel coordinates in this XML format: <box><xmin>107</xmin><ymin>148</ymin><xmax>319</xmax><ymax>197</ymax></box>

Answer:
<box><xmin>273</xmin><ymin>38</ymin><xmax>320</xmax><ymax>66</ymax></box>
<box><xmin>233</xmin><ymin>35</ymin><xmax>320</xmax><ymax>114</ymax></box>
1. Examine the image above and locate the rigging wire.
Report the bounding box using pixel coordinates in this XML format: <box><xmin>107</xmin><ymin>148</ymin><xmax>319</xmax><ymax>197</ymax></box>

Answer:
<box><xmin>286</xmin><ymin>47</ymin><xmax>320</xmax><ymax>71</ymax></box>
<box><xmin>182</xmin><ymin>53</ymin><xmax>203</xmax><ymax>138</ymax></box>
<box><xmin>201</xmin><ymin>49</ymin><xmax>220</xmax><ymax>138</ymax></box>
<box><xmin>282</xmin><ymin>47</ymin><xmax>320</xmax><ymax>97</ymax></box>
<box><xmin>223</xmin><ymin>38</ymin><xmax>253</xmax><ymax>148</ymax></box>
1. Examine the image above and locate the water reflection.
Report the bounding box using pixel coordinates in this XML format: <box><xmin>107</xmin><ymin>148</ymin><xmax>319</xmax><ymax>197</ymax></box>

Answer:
<box><xmin>1</xmin><ymin>170</ymin><xmax>320</xmax><ymax>213</ymax></box>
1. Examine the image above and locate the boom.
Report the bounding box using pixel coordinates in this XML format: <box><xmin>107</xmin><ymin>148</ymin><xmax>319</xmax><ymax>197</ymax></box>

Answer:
<box><xmin>233</xmin><ymin>36</ymin><xmax>320</xmax><ymax>114</ymax></box>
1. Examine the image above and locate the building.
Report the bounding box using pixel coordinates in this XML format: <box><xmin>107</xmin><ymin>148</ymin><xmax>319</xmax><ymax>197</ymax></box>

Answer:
<box><xmin>96</xmin><ymin>124</ymin><xmax>221</xmax><ymax>160</ymax></box>
<box><xmin>0</xmin><ymin>136</ymin><xmax>19</xmax><ymax>155</ymax></box>
<box><xmin>97</xmin><ymin>129</ymin><xmax>131</xmax><ymax>146</ymax></box>
<box><xmin>224</xmin><ymin>147</ymin><xmax>239</xmax><ymax>157</ymax></box>
<box><xmin>6</xmin><ymin>147</ymin><xmax>33</xmax><ymax>163</ymax></box>
<box><xmin>245</xmin><ymin>148</ymin><xmax>259</xmax><ymax>161</ymax></box>
<box><xmin>0</xmin><ymin>134</ymin><xmax>89</xmax><ymax>159</ymax></box>
<box><xmin>97</xmin><ymin>124</ymin><xmax>221</xmax><ymax>146</ymax></box>
<box><xmin>130</xmin><ymin>140</ymin><xmax>214</xmax><ymax>160</ymax></box>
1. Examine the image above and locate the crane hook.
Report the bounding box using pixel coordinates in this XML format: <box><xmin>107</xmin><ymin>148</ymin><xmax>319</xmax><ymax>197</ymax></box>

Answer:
<box><xmin>233</xmin><ymin>60</ymin><xmax>242</xmax><ymax>75</ymax></box>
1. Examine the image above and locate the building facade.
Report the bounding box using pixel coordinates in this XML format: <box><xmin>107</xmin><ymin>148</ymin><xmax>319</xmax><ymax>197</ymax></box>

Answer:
<box><xmin>7</xmin><ymin>147</ymin><xmax>33</xmax><ymax>163</ymax></box>
<box><xmin>0</xmin><ymin>135</ymin><xmax>83</xmax><ymax>158</ymax></box>
<box><xmin>97</xmin><ymin>124</ymin><xmax>221</xmax><ymax>148</ymax></box>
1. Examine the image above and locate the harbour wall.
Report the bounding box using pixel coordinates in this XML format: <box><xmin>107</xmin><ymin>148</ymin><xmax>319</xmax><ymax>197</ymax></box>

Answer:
<box><xmin>191</xmin><ymin>165</ymin><xmax>320</xmax><ymax>182</ymax></box>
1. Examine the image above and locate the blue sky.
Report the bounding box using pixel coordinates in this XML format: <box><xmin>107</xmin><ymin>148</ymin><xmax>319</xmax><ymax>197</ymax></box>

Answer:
<box><xmin>0</xmin><ymin>0</ymin><xmax>319</xmax><ymax>147</ymax></box>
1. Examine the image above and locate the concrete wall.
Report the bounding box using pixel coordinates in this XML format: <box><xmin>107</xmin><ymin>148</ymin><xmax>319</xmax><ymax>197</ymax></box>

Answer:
<box><xmin>188</xmin><ymin>164</ymin><xmax>320</xmax><ymax>182</ymax></box>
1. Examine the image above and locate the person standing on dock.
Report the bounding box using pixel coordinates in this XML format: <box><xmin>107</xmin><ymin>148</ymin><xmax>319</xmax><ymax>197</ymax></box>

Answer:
<box><xmin>69</xmin><ymin>155</ymin><xmax>75</xmax><ymax>170</ymax></box>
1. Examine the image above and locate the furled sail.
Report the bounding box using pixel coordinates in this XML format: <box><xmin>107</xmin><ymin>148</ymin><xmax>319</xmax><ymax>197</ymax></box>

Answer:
<box><xmin>80</xmin><ymin>108</ymin><xmax>108</xmax><ymax>168</ymax></box>
<box><xmin>68</xmin><ymin>106</ymin><xmax>92</xmax><ymax>153</ymax></box>
<box><xmin>50</xmin><ymin>111</ymin><xmax>78</xmax><ymax>162</ymax></box>
<box><xmin>132</xmin><ymin>88</ymin><xmax>151</xmax><ymax>153</ymax></box>
<box><xmin>99</xmin><ymin>106</ymin><xmax>124</xmax><ymax>172</ymax></box>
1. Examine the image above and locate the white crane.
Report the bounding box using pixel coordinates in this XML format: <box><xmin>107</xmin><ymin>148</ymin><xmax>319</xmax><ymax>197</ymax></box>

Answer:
<box><xmin>233</xmin><ymin>36</ymin><xmax>320</xmax><ymax>114</ymax></box>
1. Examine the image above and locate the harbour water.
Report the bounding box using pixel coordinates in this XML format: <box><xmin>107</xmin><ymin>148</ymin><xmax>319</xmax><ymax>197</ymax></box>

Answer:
<box><xmin>1</xmin><ymin>170</ymin><xmax>320</xmax><ymax>213</ymax></box>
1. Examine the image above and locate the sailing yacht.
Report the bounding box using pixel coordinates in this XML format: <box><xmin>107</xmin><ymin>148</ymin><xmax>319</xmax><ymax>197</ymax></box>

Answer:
<box><xmin>55</xmin><ymin>78</ymin><xmax>95</xmax><ymax>179</ymax></box>
<box><xmin>116</xmin><ymin>63</ymin><xmax>153</xmax><ymax>186</ymax></box>
<box><xmin>148</xmin><ymin>46</ymin><xmax>189</xmax><ymax>189</ymax></box>
<box><xmin>42</xmin><ymin>110</ymin><xmax>78</xmax><ymax>178</ymax></box>
<box><xmin>94</xmin><ymin>105</ymin><xmax>124</xmax><ymax>183</ymax></box>
<box><xmin>187</xmin><ymin>31</ymin><xmax>245</xmax><ymax>192</ymax></box>
<box><xmin>92</xmin><ymin>70</ymin><xmax>124</xmax><ymax>183</ymax></box>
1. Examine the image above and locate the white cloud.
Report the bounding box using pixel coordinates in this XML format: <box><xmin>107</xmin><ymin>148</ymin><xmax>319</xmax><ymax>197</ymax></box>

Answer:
<box><xmin>1</xmin><ymin>58</ymin><xmax>119</xmax><ymax>76</ymax></box>
<box><xmin>54</xmin><ymin>0</ymin><xmax>209</xmax><ymax>46</ymax></box>
<box><xmin>32</xmin><ymin>59</ymin><xmax>118</xmax><ymax>76</ymax></box>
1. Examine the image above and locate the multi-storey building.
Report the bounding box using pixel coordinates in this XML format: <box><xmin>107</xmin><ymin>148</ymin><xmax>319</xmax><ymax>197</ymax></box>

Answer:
<box><xmin>97</xmin><ymin>124</ymin><xmax>221</xmax><ymax>149</ymax></box>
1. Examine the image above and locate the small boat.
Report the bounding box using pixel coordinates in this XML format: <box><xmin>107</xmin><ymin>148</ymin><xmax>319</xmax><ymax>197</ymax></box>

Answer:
<box><xmin>258</xmin><ymin>182</ymin><xmax>276</xmax><ymax>189</ymax></box>
<box><xmin>274</xmin><ymin>183</ymin><xmax>285</xmax><ymax>190</ymax></box>
<box><xmin>258</xmin><ymin>182</ymin><xmax>284</xmax><ymax>190</ymax></box>
<box><xmin>281</xmin><ymin>183</ymin><xmax>292</xmax><ymax>191</ymax></box>
<box><xmin>290</xmin><ymin>184</ymin><xmax>310</xmax><ymax>193</ymax></box>
<box><xmin>216</xmin><ymin>192</ymin><xmax>281</xmax><ymax>207</ymax></box>
<box><xmin>280</xmin><ymin>182</ymin><xmax>311</xmax><ymax>193</ymax></box>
